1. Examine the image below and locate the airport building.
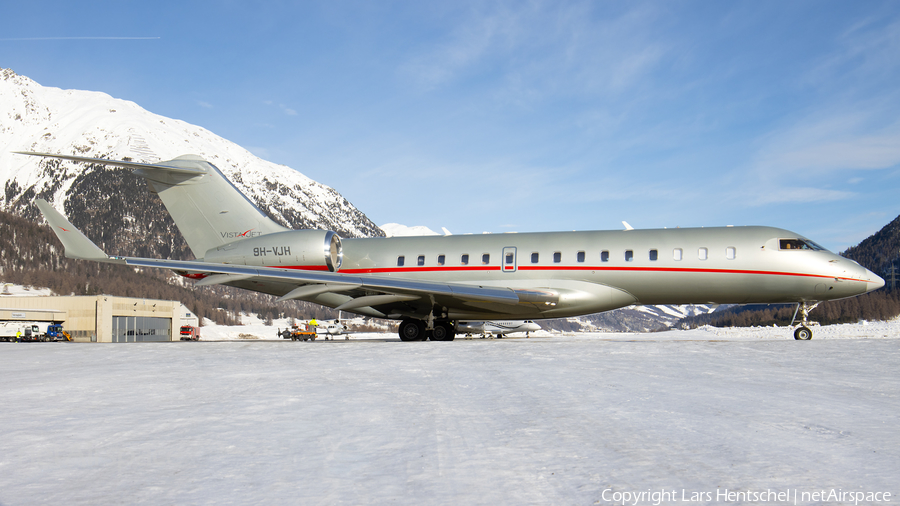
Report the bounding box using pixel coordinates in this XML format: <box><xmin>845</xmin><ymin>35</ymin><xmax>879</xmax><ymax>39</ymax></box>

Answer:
<box><xmin>0</xmin><ymin>295</ymin><xmax>196</xmax><ymax>342</ymax></box>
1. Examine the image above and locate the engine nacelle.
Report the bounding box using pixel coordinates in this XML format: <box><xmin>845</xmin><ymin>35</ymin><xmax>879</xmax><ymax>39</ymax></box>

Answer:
<box><xmin>202</xmin><ymin>230</ymin><xmax>343</xmax><ymax>271</ymax></box>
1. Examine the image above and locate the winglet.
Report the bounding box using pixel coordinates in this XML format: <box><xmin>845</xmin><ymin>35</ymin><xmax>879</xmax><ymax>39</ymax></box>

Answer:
<box><xmin>34</xmin><ymin>199</ymin><xmax>118</xmax><ymax>262</ymax></box>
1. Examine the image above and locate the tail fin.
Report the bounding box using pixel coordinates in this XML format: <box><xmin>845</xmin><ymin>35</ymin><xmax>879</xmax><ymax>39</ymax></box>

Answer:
<box><xmin>18</xmin><ymin>152</ymin><xmax>289</xmax><ymax>259</ymax></box>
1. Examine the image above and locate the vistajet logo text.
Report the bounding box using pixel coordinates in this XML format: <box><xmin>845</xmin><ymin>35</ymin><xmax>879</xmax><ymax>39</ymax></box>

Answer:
<box><xmin>220</xmin><ymin>229</ymin><xmax>262</xmax><ymax>239</ymax></box>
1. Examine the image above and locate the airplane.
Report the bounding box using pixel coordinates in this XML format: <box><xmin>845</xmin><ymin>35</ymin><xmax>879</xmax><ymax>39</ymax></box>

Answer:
<box><xmin>457</xmin><ymin>320</ymin><xmax>542</xmax><ymax>338</ymax></box>
<box><xmin>19</xmin><ymin>151</ymin><xmax>884</xmax><ymax>342</ymax></box>
<box><xmin>311</xmin><ymin>319</ymin><xmax>346</xmax><ymax>337</ymax></box>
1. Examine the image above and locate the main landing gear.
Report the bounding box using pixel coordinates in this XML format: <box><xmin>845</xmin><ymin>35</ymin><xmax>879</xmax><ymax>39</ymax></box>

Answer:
<box><xmin>791</xmin><ymin>302</ymin><xmax>820</xmax><ymax>340</ymax></box>
<box><xmin>398</xmin><ymin>319</ymin><xmax>456</xmax><ymax>342</ymax></box>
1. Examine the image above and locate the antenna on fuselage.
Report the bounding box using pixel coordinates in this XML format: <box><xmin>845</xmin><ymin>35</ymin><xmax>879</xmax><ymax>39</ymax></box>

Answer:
<box><xmin>622</xmin><ymin>221</ymin><xmax>634</xmax><ymax>231</ymax></box>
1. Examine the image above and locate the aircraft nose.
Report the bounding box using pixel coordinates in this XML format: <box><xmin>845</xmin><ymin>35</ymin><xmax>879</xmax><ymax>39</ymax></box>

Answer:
<box><xmin>865</xmin><ymin>268</ymin><xmax>885</xmax><ymax>292</ymax></box>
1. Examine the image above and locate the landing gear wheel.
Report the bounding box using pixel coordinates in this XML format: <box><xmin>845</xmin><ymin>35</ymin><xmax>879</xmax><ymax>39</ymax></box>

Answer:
<box><xmin>399</xmin><ymin>320</ymin><xmax>426</xmax><ymax>341</ymax></box>
<box><xmin>431</xmin><ymin>322</ymin><xmax>456</xmax><ymax>342</ymax></box>
<box><xmin>794</xmin><ymin>326</ymin><xmax>813</xmax><ymax>340</ymax></box>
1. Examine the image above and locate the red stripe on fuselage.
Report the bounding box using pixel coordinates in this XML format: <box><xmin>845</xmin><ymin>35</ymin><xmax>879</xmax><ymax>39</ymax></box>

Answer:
<box><xmin>263</xmin><ymin>264</ymin><xmax>873</xmax><ymax>283</ymax></box>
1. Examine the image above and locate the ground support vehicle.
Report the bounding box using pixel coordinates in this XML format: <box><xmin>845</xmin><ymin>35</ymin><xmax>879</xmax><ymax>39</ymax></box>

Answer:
<box><xmin>180</xmin><ymin>325</ymin><xmax>200</xmax><ymax>341</ymax></box>
<box><xmin>45</xmin><ymin>324</ymin><xmax>72</xmax><ymax>341</ymax></box>
<box><xmin>279</xmin><ymin>324</ymin><xmax>318</xmax><ymax>341</ymax></box>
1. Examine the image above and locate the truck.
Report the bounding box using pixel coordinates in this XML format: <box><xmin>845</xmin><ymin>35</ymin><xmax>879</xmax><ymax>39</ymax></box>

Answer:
<box><xmin>45</xmin><ymin>323</ymin><xmax>71</xmax><ymax>341</ymax></box>
<box><xmin>0</xmin><ymin>322</ymin><xmax>64</xmax><ymax>342</ymax></box>
<box><xmin>278</xmin><ymin>323</ymin><xmax>318</xmax><ymax>341</ymax></box>
<box><xmin>180</xmin><ymin>325</ymin><xmax>200</xmax><ymax>341</ymax></box>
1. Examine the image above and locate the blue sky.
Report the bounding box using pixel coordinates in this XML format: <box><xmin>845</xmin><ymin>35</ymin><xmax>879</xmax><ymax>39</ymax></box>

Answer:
<box><xmin>3</xmin><ymin>1</ymin><xmax>900</xmax><ymax>251</ymax></box>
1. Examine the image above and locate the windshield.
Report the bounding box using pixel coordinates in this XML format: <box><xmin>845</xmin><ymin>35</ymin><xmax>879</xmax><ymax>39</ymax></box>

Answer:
<box><xmin>779</xmin><ymin>239</ymin><xmax>826</xmax><ymax>251</ymax></box>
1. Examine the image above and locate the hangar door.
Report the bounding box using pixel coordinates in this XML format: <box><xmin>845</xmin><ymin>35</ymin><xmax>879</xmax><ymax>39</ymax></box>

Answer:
<box><xmin>112</xmin><ymin>316</ymin><xmax>172</xmax><ymax>342</ymax></box>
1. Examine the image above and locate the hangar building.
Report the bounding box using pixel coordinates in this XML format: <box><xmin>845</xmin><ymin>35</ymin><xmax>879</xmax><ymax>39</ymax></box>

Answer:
<box><xmin>0</xmin><ymin>295</ymin><xmax>195</xmax><ymax>342</ymax></box>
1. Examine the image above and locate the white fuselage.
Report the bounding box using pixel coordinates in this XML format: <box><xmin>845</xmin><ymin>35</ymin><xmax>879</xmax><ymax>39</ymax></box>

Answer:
<box><xmin>225</xmin><ymin>226</ymin><xmax>883</xmax><ymax>321</ymax></box>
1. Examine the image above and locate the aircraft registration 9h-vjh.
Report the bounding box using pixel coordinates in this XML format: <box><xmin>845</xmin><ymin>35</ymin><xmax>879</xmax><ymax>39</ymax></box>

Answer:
<box><xmin>19</xmin><ymin>151</ymin><xmax>884</xmax><ymax>341</ymax></box>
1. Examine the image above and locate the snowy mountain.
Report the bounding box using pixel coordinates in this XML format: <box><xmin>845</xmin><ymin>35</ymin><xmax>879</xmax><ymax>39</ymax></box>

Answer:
<box><xmin>380</xmin><ymin>223</ymin><xmax>440</xmax><ymax>237</ymax></box>
<box><xmin>0</xmin><ymin>68</ymin><xmax>383</xmax><ymax>253</ymax></box>
<box><xmin>542</xmin><ymin>303</ymin><xmax>721</xmax><ymax>333</ymax></box>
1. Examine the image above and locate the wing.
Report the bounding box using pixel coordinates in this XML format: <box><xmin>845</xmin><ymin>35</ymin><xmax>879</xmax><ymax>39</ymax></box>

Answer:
<box><xmin>35</xmin><ymin>199</ymin><xmax>556</xmax><ymax>319</ymax></box>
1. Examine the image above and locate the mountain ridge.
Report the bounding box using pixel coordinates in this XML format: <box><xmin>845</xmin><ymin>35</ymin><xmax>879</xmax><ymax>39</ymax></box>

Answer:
<box><xmin>1</xmin><ymin>68</ymin><xmax>384</xmax><ymax>250</ymax></box>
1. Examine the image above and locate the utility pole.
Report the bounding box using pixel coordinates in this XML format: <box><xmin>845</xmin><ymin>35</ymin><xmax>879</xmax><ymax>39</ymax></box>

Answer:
<box><xmin>886</xmin><ymin>251</ymin><xmax>900</xmax><ymax>291</ymax></box>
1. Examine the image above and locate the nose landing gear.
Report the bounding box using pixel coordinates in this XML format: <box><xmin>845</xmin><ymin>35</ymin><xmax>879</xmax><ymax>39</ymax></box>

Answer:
<box><xmin>791</xmin><ymin>302</ymin><xmax>820</xmax><ymax>340</ymax></box>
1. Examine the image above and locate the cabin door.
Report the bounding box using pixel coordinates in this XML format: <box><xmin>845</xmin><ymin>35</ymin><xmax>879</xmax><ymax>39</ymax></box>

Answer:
<box><xmin>502</xmin><ymin>246</ymin><xmax>517</xmax><ymax>273</ymax></box>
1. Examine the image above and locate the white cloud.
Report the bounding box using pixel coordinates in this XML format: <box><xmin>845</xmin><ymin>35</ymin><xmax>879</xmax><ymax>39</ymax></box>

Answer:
<box><xmin>400</xmin><ymin>1</ymin><xmax>669</xmax><ymax>100</ymax></box>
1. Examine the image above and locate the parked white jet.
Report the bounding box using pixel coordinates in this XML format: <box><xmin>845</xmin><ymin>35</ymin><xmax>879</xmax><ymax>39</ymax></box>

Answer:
<box><xmin>21</xmin><ymin>152</ymin><xmax>884</xmax><ymax>342</ymax></box>
<box><xmin>458</xmin><ymin>320</ymin><xmax>542</xmax><ymax>338</ymax></box>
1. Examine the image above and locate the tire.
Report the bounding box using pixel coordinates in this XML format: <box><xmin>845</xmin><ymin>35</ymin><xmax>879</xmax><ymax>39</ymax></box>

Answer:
<box><xmin>399</xmin><ymin>320</ymin><xmax>425</xmax><ymax>341</ymax></box>
<box><xmin>431</xmin><ymin>323</ymin><xmax>455</xmax><ymax>342</ymax></box>
<box><xmin>794</xmin><ymin>326</ymin><xmax>813</xmax><ymax>340</ymax></box>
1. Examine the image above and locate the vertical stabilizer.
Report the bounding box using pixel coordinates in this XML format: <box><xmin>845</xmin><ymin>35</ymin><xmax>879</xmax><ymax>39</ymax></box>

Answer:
<box><xmin>136</xmin><ymin>155</ymin><xmax>289</xmax><ymax>258</ymax></box>
<box><xmin>16</xmin><ymin>152</ymin><xmax>290</xmax><ymax>258</ymax></box>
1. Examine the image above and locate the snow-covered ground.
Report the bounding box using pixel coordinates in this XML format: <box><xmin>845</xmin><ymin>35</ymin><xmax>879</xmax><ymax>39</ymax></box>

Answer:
<box><xmin>0</xmin><ymin>283</ymin><xmax>54</xmax><ymax>297</ymax></box>
<box><xmin>1</xmin><ymin>322</ymin><xmax>898</xmax><ymax>505</ymax></box>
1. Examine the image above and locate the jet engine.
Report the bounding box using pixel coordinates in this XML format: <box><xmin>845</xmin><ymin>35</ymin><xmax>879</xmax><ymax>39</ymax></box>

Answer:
<box><xmin>202</xmin><ymin>230</ymin><xmax>343</xmax><ymax>271</ymax></box>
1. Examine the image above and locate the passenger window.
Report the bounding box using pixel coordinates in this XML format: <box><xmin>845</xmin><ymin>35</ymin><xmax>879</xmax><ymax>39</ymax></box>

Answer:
<box><xmin>649</xmin><ymin>249</ymin><xmax>658</xmax><ymax>261</ymax></box>
<box><xmin>577</xmin><ymin>251</ymin><xmax>585</xmax><ymax>263</ymax></box>
<box><xmin>673</xmin><ymin>248</ymin><xmax>683</xmax><ymax>261</ymax></box>
<box><xmin>438</xmin><ymin>255</ymin><xmax>445</xmax><ymax>265</ymax></box>
<box><xmin>531</xmin><ymin>252</ymin><xmax>539</xmax><ymax>263</ymax></box>
<box><xmin>553</xmin><ymin>252</ymin><xmax>561</xmax><ymax>263</ymax></box>
<box><xmin>482</xmin><ymin>253</ymin><xmax>490</xmax><ymax>265</ymax></box>
<box><xmin>699</xmin><ymin>247</ymin><xmax>708</xmax><ymax>260</ymax></box>
<box><xmin>625</xmin><ymin>250</ymin><xmax>633</xmax><ymax>262</ymax></box>
<box><xmin>505</xmin><ymin>252</ymin><xmax>514</xmax><ymax>264</ymax></box>
<box><xmin>460</xmin><ymin>254</ymin><xmax>469</xmax><ymax>265</ymax></box>
<box><xmin>726</xmin><ymin>247</ymin><xmax>735</xmax><ymax>260</ymax></box>
<box><xmin>417</xmin><ymin>255</ymin><xmax>425</xmax><ymax>266</ymax></box>
<box><xmin>397</xmin><ymin>256</ymin><xmax>405</xmax><ymax>267</ymax></box>
<box><xmin>601</xmin><ymin>250</ymin><xmax>609</xmax><ymax>262</ymax></box>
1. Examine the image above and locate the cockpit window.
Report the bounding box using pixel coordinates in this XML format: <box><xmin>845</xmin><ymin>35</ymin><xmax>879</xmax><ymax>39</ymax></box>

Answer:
<box><xmin>779</xmin><ymin>239</ymin><xmax>825</xmax><ymax>251</ymax></box>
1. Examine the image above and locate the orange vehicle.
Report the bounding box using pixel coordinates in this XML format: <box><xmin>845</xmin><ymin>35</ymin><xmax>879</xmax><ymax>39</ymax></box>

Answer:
<box><xmin>279</xmin><ymin>324</ymin><xmax>317</xmax><ymax>341</ymax></box>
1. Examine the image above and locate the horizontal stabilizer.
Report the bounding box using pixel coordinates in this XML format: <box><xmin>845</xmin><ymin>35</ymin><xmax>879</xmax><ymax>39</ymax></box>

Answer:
<box><xmin>15</xmin><ymin>152</ymin><xmax>207</xmax><ymax>176</ymax></box>
<box><xmin>34</xmin><ymin>199</ymin><xmax>120</xmax><ymax>262</ymax></box>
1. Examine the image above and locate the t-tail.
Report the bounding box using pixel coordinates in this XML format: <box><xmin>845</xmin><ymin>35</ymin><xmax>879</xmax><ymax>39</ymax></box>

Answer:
<box><xmin>17</xmin><ymin>152</ymin><xmax>289</xmax><ymax>259</ymax></box>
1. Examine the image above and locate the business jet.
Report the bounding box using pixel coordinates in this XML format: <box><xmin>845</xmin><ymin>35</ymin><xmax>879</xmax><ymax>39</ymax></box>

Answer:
<box><xmin>458</xmin><ymin>321</ymin><xmax>542</xmax><ymax>338</ymax></box>
<box><xmin>20</xmin><ymin>151</ymin><xmax>884</xmax><ymax>342</ymax></box>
